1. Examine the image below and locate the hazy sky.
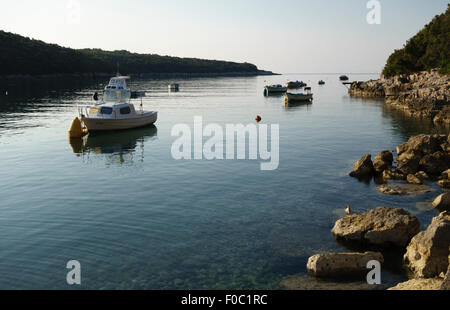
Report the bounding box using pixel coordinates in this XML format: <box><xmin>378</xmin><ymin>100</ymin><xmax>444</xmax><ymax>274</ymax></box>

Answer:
<box><xmin>0</xmin><ymin>0</ymin><xmax>448</xmax><ymax>73</ymax></box>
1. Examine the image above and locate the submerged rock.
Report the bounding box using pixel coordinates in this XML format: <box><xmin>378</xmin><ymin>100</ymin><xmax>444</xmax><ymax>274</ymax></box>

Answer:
<box><xmin>349</xmin><ymin>154</ymin><xmax>374</xmax><ymax>179</ymax></box>
<box><xmin>306</xmin><ymin>251</ymin><xmax>383</xmax><ymax>278</ymax></box>
<box><xmin>404</xmin><ymin>211</ymin><xmax>450</xmax><ymax>278</ymax></box>
<box><xmin>331</xmin><ymin>207</ymin><xmax>420</xmax><ymax>247</ymax></box>
<box><xmin>280</xmin><ymin>274</ymin><xmax>378</xmax><ymax>290</ymax></box>
<box><xmin>378</xmin><ymin>184</ymin><xmax>431</xmax><ymax>196</ymax></box>
<box><xmin>388</xmin><ymin>278</ymin><xmax>443</xmax><ymax>290</ymax></box>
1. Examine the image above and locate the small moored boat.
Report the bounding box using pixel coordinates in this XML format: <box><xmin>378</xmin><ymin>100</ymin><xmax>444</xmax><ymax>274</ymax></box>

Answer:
<box><xmin>287</xmin><ymin>81</ymin><xmax>307</xmax><ymax>88</ymax></box>
<box><xmin>318</xmin><ymin>80</ymin><xmax>325</xmax><ymax>85</ymax></box>
<box><xmin>339</xmin><ymin>75</ymin><xmax>349</xmax><ymax>81</ymax></box>
<box><xmin>285</xmin><ymin>87</ymin><xmax>313</xmax><ymax>102</ymax></box>
<box><xmin>264</xmin><ymin>84</ymin><xmax>287</xmax><ymax>95</ymax></box>
<box><xmin>74</xmin><ymin>75</ymin><xmax>157</xmax><ymax>133</ymax></box>
<box><xmin>168</xmin><ymin>83</ymin><xmax>179</xmax><ymax>91</ymax></box>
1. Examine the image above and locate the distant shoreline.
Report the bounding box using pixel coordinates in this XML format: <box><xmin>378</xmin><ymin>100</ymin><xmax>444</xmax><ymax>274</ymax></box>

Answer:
<box><xmin>0</xmin><ymin>70</ymin><xmax>278</xmax><ymax>81</ymax></box>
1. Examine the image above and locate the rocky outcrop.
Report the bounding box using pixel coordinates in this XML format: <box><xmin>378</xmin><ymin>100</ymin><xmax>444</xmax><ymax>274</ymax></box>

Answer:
<box><xmin>432</xmin><ymin>193</ymin><xmax>450</xmax><ymax>212</ymax></box>
<box><xmin>349</xmin><ymin>154</ymin><xmax>374</xmax><ymax>179</ymax></box>
<box><xmin>396</xmin><ymin>134</ymin><xmax>450</xmax><ymax>176</ymax></box>
<box><xmin>306</xmin><ymin>252</ymin><xmax>383</xmax><ymax>278</ymax></box>
<box><xmin>373</xmin><ymin>150</ymin><xmax>394</xmax><ymax>174</ymax></box>
<box><xmin>331</xmin><ymin>207</ymin><xmax>420</xmax><ymax>247</ymax></box>
<box><xmin>387</xmin><ymin>278</ymin><xmax>443</xmax><ymax>290</ymax></box>
<box><xmin>349</xmin><ymin>70</ymin><xmax>450</xmax><ymax>124</ymax></box>
<box><xmin>403</xmin><ymin>212</ymin><xmax>450</xmax><ymax>278</ymax></box>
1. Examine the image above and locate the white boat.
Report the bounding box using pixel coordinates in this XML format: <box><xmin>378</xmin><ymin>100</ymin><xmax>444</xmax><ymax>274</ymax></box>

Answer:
<box><xmin>285</xmin><ymin>87</ymin><xmax>313</xmax><ymax>102</ymax></box>
<box><xmin>77</xmin><ymin>76</ymin><xmax>157</xmax><ymax>132</ymax></box>
<box><xmin>168</xmin><ymin>83</ymin><xmax>179</xmax><ymax>91</ymax></box>
<box><xmin>264</xmin><ymin>84</ymin><xmax>287</xmax><ymax>94</ymax></box>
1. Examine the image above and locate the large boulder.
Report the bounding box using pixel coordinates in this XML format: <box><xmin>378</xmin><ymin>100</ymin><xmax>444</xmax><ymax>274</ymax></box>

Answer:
<box><xmin>397</xmin><ymin>151</ymin><xmax>421</xmax><ymax>175</ymax></box>
<box><xmin>349</xmin><ymin>154</ymin><xmax>374</xmax><ymax>178</ymax></box>
<box><xmin>373</xmin><ymin>150</ymin><xmax>394</xmax><ymax>174</ymax></box>
<box><xmin>388</xmin><ymin>278</ymin><xmax>443</xmax><ymax>290</ymax></box>
<box><xmin>419</xmin><ymin>152</ymin><xmax>450</xmax><ymax>176</ymax></box>
<box><xmin>306</xmin><ymin>251</ymin><xmax>383</xmax><ymax>278</ymax></box>
<box><xmin>432</xmin><ymin>193</ymin><xmax>450</xmax><ymax>212</ymax></box>
<box><xmin>404</xmin><ymin>212</ymin><xmax>450</xmax><ymax>278</ymax></box>
<box><xmin>397</xmin><ymin>134</ymin><xmax>445</xmax><ymax>157</ymax></box>
<box><xmin>331</xmin><ymin>207</ymin><xmax>420</xmax><ymax>247</ymax></box>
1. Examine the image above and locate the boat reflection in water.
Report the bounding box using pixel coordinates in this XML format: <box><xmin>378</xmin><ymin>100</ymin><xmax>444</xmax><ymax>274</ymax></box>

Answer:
<box><xmin>69</xmin><ymin>125</ymin><xmax>158</xmax><ymax>165</ymax></box>
<box><xmin>284</xmin><ymin>100</ymin><xmax>312</xmax><ymax>110</ymax></box>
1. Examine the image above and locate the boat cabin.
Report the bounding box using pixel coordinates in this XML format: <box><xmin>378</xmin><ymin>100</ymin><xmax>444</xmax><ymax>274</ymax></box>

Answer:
<box><xmin>88</xmin><ymin>103</ymin><xmax>141</xmax><ymax>119</ymax></box>
<box><xmin>104</xmin><ymin>76</ymin><xmax>132</xmax><ymax>103</ymax></box>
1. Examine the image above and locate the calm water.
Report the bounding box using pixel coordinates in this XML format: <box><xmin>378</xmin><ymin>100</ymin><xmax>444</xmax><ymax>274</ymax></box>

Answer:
<box><xmin>0</xmin><ymin>74</ymin><xmax>449</xmax><ymax>290</ymax></box>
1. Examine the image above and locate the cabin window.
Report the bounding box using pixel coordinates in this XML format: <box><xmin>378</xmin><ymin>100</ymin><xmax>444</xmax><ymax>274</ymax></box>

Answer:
<box><xmin>120</xmin><ymin>107</ymin><xmax>131</xmax><ymax>115</ymax></box>
<box><xmin>100</xmin><ymin>107</ymin><xmax>113</xmax><ymax>115</ymax></box>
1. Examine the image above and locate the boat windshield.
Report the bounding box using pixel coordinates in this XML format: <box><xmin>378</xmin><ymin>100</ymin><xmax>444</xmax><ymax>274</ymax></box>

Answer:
<box><xmin>100</xmin><ymin>107</ymin><xmax>113</xmax><ymax>115</ymax></box>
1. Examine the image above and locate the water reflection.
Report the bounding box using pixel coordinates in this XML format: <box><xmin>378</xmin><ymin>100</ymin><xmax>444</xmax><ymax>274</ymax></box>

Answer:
<box><xmin>69</xmin><ymin>126</ymin><xmax>158</xmax><ymax>165</ymax></box>
<box><xmin>284</xmin><ymin>100</ymin><xmax>313</xmax><ymax>111</ymax></box>
<box><xmin>382</xmin><ymin>105</ymin><xmax>450</xmax><ymax>138</ymax></box>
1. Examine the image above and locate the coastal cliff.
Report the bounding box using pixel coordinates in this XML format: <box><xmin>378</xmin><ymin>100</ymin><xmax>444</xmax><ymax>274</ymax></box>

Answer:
<box><xmin>349</xmin><ymin>70</ymin><xmax>450</xmax><ymax>124</ymax></box>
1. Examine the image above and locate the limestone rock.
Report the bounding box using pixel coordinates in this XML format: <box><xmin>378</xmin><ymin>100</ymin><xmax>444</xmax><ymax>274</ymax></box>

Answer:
<box><xmin>378</xmin><ymin>184</ymin><xmax>431</xmax><ymax>196</ymax></box>
<box><xmin>404</xmin><ymin>212</ymin><xmax>450</xmax><ymax>278</ymax></box>
<box><xmin>306</xmin><ymin>251</ymin><xmax>383</xmax><ymax>278</ymax></box>
<box><xmin>419</xmin><ymin>151</ymin><xmax>450</xmax><ymax>176</ymax></box>
<box><xmin>415</xmin><ymin>171</ymin><xmax>429</xmax><ymax>181</ymax></box>
<box><xmin>332</xmin><ymin>207</ymin><xmax>420</xmax><ymax>247</ymax></box>
<box><xmin>437</xmin><ymin>179</ymin><xmax>450</xmax><ymax>189</ymax></box>
<box><xmin>349</xmin><ymin>154</ymin><xmax>374</xmax><ymax>179</ymax></box>
<box><xmin>388</xmin><ymin>278</ymin><xmax>443</xmax><ymax>290</ymax></box>
<box><xmin>432</xmin><ymin>193</ymin><xmax>450</xmax><ymax>212</ymax></box>
<box><xmin>382</xmin><ymin>169</ymin><xmax>406</xmax><ymax>181</ymax></box>
<box><xmin>407</xmin><ymin>174</ymin><xmax>423</xmax><ymax>185</ymax></box>
<box><xmin>373</xmin><ymin>150</ymin><xmax>394</xmax><ymax>174</ymax></box>
<box><xmin>397</xmin><ymin>134</ymin><xmax>444</xmax><ymax>157</ymax></box>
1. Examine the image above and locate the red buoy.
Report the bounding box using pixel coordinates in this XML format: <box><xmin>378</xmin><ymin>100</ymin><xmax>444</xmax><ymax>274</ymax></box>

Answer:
<box><xmin>256</xmin><ymin>115</ymin><xmax>262</xmax><ymax>122</ymax></box>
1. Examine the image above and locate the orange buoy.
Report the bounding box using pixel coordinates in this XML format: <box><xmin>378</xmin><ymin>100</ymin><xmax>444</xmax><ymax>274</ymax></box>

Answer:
<box><xmin>255</xmin><ymin>115</ymin><xmax>262</xmax><ymax>122</ymax></box>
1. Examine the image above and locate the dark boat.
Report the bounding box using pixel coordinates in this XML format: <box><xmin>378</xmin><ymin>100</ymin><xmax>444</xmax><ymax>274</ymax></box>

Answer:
<box><xmin>339</xmin><ymin>75</ymin><xmax>349</xmax><ymax>81</ymax></box>
<box><xmin>318</xmin><ymin>80</ymin><xmax>325</xmax><ymax>85</ymax></box>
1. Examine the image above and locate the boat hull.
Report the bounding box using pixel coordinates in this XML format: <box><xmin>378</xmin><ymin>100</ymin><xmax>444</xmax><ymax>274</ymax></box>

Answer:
<box><xmin>286</xmin><ymin>93</ymin><xmax>313</xmax><ymax>102</ymax></box>
<box><xmin>82</xmin><ymin>112</ymin><xmax>157</xmax><ymax>131</ymax></box>
<box><xmin>265</xmin><ymin>87</ymin><xmax>287</xmax><ymax>93</ymax></box>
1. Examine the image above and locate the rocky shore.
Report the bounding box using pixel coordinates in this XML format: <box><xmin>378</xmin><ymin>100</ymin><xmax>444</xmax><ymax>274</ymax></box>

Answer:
<box><xmin>284</xmin><ymin>134</ymin><xmax>450</xmax><ymax>291</ymax></box>
<box><xmin>349</xmin><ymin>69</ymin><xmax>450</xmax><ymax>124</ymax></box>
